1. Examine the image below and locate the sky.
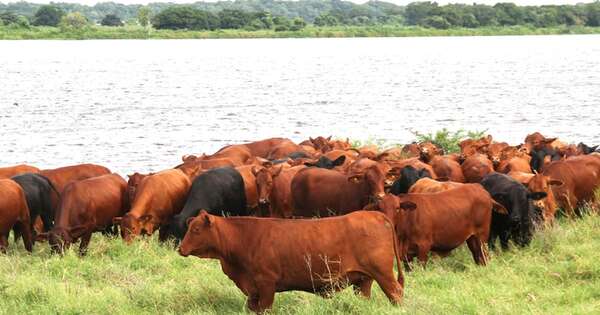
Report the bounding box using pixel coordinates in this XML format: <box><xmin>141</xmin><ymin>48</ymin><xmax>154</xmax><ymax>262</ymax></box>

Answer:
<box><xmin>0</xmin><ymin>0</ymin><xmax>591</xmax><ymax>6</ymax></box>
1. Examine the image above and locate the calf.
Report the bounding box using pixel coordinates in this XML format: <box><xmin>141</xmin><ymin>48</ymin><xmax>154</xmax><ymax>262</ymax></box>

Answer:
<box><xmin>0</xmin><ymin>179</ymin><xmax>33</xmax><ymax>253</ymax></box>
<box><xmin>179</xmin><ymin>211</ymin><xmax>403</xmax><ymax>313</ymax></box>
<box><xmin>115</xmin><ymin>169</ymin><xmax>191</xmax><ymax>243</ymax></box>
<box><xmin>291</xmin><ymin>164</ymin><xmax>387</xmax><ymax>217</ymax></box>
<box><xmin>166</xmin><ymin>167</ymin><xmax>247</xmax><ymax>240</ymax></box>
<box><xmin>378</xmin><ymin>184</ymin><xmax>503</xmax><ymax>268</ymax></box>
<box><xmin>46</xmin><ymin>174</ymin><xmax>128</xmax><ymax>254</ymax></box>
<box><xmin>255</xmin><ymin>165</ymin><xmax>306</xmax><ymax>218</ymax></box>
<box><xmin>480</xmin><ymin>173</ymin><xmax>546</xmax><ymax>249</ymax></box>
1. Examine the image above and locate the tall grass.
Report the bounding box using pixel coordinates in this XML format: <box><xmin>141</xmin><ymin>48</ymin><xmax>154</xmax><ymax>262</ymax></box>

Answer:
<box><xmin>1</xmin><ymin>212</ymin><xmax>599</xmax><ymax>314</ymax></box>
<box><xmin>2</xmin><ymin>25</ymin><xmax>600</xmax><ymax>40</ymax></box>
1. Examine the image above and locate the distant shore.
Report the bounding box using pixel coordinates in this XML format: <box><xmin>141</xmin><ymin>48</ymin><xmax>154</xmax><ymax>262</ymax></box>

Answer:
<box><xmin>2</xmin><ymin>25</ymin><xmax>600</xmax><ymax>40</ymax></box>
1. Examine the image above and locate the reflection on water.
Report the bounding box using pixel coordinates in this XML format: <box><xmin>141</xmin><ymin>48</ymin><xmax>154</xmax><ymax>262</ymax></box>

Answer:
<box><xmin>1</xmin><ymin>36</ymin><xmax>599</xmax><ymax>174</ymax></box>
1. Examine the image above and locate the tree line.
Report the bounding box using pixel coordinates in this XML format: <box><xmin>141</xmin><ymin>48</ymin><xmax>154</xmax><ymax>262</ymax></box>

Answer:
<box><xmin>1</xmin><ymin>1</ymin><xmax>600</xmax><ymax>30</ymax></box>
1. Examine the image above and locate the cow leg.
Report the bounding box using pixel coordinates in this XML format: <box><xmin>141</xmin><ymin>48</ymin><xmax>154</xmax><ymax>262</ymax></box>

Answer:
<box><xmin>12</xmin><ymin>224</ymin><xmax>22</xmax><ymax>244</ymax></box>
<box><xmin>499</xmin><ymin>230</ymin><xmax>510</xmax><ymax>250</ymax></box>
<box><xmin>18</xmin><ymin>222</ymin><xmax>33</xmax><ymax>252</ymax></box>
<box><xmin>0</xmin><ymin>234</ymin><xmax>8</xmax><ymax>253</ymax></box>
<box><xmin>416</xmin><ymin>244</ymin><xmax>430</xmax><ymax>267</ymax></box>
<box><xmin>158</xmin><ymin>226</ymin><xmax>170</xmax><ymax>243</ymax></box>
<box><xmin>466</xmin><ymin>236</ymin><xmax>487</xmax><ymax>266</ymax></box>
<box><xmin>373</xmin><ymin>273</ymin><xmax>403</xmax><ymax>305</ymax></box>
<box><xmin>253</xmin><ymin>282</ymin><xmax>276</xmax><ymax>314</ymax></box>
<box><xmin>246</xmin><ymin>294</ymin><xmax>259</xmax><ymax>313</ymax></box>
<box><xmin>352</xmin><ymin>277</ymin><xmax>373</xmax><ymax>298</ymax></box>
<box><xmin>79</xmin><ymin>233</ymin><xmax>92</xmax><ymax>256</ymax></box>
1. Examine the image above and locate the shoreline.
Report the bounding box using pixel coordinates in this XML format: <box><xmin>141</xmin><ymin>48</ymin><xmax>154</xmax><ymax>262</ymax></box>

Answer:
<box><xmin>2</xmin><ymin>25</ymin><xmax>600</xmax><ymax>40</ymax></box>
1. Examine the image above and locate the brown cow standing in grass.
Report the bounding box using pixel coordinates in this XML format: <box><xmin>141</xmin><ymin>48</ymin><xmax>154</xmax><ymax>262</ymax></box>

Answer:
<box><xmin>115</xmin><ymin>169</ymin><xmax>191</xmax><ymax>243</ymax></box>
<box><xmin>45</xmin><ymin>174</ymin><xmax>128</xmax><ymax>255</ymax></box>
<box><xmin>0</xmin><ymin>179</ymin><xmax>33</xmax><ymax>253</ymax></box>
<box><xmin>408</xmin><ymin>178</ymin><xmax>463</xmax><ymax>193</ymax></box>
<box><xmin>543</xmin><ymin>155</ymin><xmax>600</xmax><ymax>218</ymax></box>
<box><xmin>291</xmin><ymin>165</ymin><xmax>387</xmax><ymax>217</ymax></box>
<box><xmin>254</xmin><ymin>165</ymin><xmax>305</xmax><ymax>218</ymax></box>
<box><xmin>0</xmin><ymin>164</ymin><xmax>40</xmax><ymax>179</ymax></box>
<box><xmin>126</xmin><ymin>172</ymin><xmax>154</xmax><ymax>203</ymax></box>
<box><xmin>378</xmin><ymin>184</ymin><xmax>506</xmax><ymax>269</ymax></box>
<box><xmin>179</xmin><ymin>211</ymin><xmax>404</xmax><ymax>313</ymax></box>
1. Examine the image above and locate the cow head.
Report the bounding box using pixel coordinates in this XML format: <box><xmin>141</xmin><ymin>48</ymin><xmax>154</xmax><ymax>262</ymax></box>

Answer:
<box><xmin>419</xmin><ymin>142</ymin><xmax>442</xmax><ymax>163</ymax></box>
<box><xmin>304</xmin><ymin>155</ymin><xmax>346</xmax><ymax>169</ymax></box>
<box><xmin>179</xmin><ymin>211</ymin><xmax>220</xmax><ymax>258</ymax></box>
<box><xmin>524</xmin><ymin>174</ymin><xmax>562</xmax><ymax>222</ymax></box>
<box><xmin>48</xmin><ymin>225</ymin><xmax>88</xmax><ymax>254</ymax></box>
<box><xmin>126</xmin><ymin>172</ymin><xmax>151</xmax><ymax>203</ymax></box>
<box><xmin>523</xmin><ymin>132</ymin><xmax>556</xmax><ymax>153</ymax></box>
<box><xmin>376</xmin><ymin>194</ymin><xmax>417</xmax><ymax>226</ymax></box>
<box><xmin>389</xmin><ymin>166</ymin><xmax>432</xmax><ymax>195</ymax></box>
<box><xmin>253</xmin><ymin>165</ymin><xmax>283</xmax><ymax>207</ymax></box>
<box><xmin>487</xmin><ymin>142</ymin><xmax>509</xmax><ymax>168</ymax></box>
<box><xmin>114</xmin><ymin>213</ymin><xmax>153</xmax><ymax>243</ymax></box>
<box><xmin>577</xmin><ymin>142</ymin><xmax>599</xmax><ymax>155</ymax></box>
<box><xmin>329</xmin><ymin>138</ymin><xmax>351</xmax><ymax>151</ymax></box>
<box><xmin>347</xmin><ymin>164</ymin><xmax>387</xmax><ymax>202</ymax></box>
<box><xmin>459</xmin><ymin>136</ymin><xmax>491</xmax><ymax>162</ymax></box>
<box><xmin>530</xmin><ymin>148</ymin><xmax>560</xmax><ymax>173</ymax></box>
<box><xmin>309</xmin><ymin>136</ymin><xmax>333</xmax><ymax>153</ymax></box>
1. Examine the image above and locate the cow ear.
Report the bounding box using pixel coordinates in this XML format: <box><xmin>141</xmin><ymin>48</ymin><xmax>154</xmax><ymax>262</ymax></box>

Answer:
<box><xmin>399</xmin><ymin>201</ymin><xmax>417</xmax><ymax>211</ymax></box>
<box><xmin>139</xmin><ymin>215</ymin><xmax>153</xmax><ymax>223</ymax></box>
<box><xmin>69</xmin><ymin>225</ymin><xmax>88</xmax><ymax>238</ymax></box>
<box><xmin>543</xmin><ymin>137</ymin><xmax>557</xmax><ymax>144</ymax></box>
<box><xmin>347</xmin><ymin>174</ymin><xmax>362</xmax><ymax>183</ymax></box>
<box><xmin>528</xmin><ymin>192</ymin><xmax>547</xmax><ymax>200</ymax></box>
<box><xmin>548</xmin><ymin>179</ymin><xmax>563</xmax><ymax>186</ymax></box>
<box><xmin>112</xmin><ymin>217</ymin><xmax>123</xmax><ymax>225</ymax></box>
<box><xmin>327</xmin><ymin>136</ymin><xmax>332</xmax><ymax>141</ymax></box>
<box><xmin>272</xmin><ymin>165</ymin><xmax>284</xmax><ymax>177</ymax></box>
<box><xmin>332</xmin><ymin>155</ymin><xmax>346</xmax><ymax>167</ymax></box>
<box><xmin>203</xmin><ymin>215</ymin><xmax>212</xmax><ymax>227</ymax></box>
<box><xmin>251</xmin><ymin>165</ymin><xmax>261</xmax><ymax>176</ymax></box>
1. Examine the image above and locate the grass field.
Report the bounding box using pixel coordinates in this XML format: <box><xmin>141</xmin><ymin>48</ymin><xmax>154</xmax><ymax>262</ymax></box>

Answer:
<box><xmin>2</xmin><ymin>25</ymin><xmax>600</xmax><ymax>40</ymax></box>
<box><xmin>1</xmin><ymin>211</ymin><xmax>599</xmax><ymax>314</ymax></box>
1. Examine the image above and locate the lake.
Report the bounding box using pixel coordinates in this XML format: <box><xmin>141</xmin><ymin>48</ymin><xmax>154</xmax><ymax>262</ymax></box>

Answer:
<box><xmin>1</xmin><ymin>36</ymin><xmax>599</xmax><ymax>175</ymax></box>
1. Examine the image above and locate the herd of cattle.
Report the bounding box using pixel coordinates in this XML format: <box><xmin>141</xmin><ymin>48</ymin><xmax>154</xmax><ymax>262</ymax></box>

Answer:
<box><xmin>1</xmin><ymin>132</ymin><xmax>600</xmax><ymax>312</ymax></box>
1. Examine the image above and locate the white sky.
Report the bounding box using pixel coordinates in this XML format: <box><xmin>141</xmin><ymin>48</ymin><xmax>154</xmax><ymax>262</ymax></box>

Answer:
<box><xmin>0</xmin><ymin>0</ymin><xmax>591</xmax><ymax>6</ymax></box>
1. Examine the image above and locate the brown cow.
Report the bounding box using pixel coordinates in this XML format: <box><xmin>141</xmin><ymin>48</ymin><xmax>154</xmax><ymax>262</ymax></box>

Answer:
<box><xmin>429</xmin><ymin>156</ymin><xmax>465</xmax><ymax>182</ymax></box>
<box><xmin>523</xmin><ymin>132</ymin><xmax>557</xmax><ymax>154</ymax></box>
<box><xmin>356</xmin><ymin>145</ymin><xmax>379</xmax><ymax>160</ymax></box>
<box><xmin>388</xmin><ymin>158</ymin><xmax>437</xmax><ymax>180</ymax></box>
<box><xmin>418</xmin><ymin>142</ymin><xmax>443</xmax><ymax>163</ymax></box>
<box><xmin>0</xmin><ymin>164</ymin><xmax>40</xmax><ymax>179</ymax></box>
<box><xmin>378</xmin><ymin>184</ymin><xmax>505</xmax><ymax>268</ymax></box>
<box><xmin>291</xmin><ymin>165</ymin><xmax>387</xmax><ymax>217</ymax></box>
<box><xmin>408</xmin><ymin>178</ymin><xmax>463</xmax><ymax>193</ymax></box>
<box><xmin>543</xmin><ymin>155</ymin><xmax>600</xmax><ymax>217</ymax></box>
<box><xmin>487</xmin><ymin>142</ymin><xmax>509</xmax><ymax>168</ymax></box>
<box><xmin>201</xmin><ymin>145</ymin><xmax>252</xmax><ymax>166</ymax></box>
<box><xmin>0</xmin><ymin>179</ymin><xmax>33</xmax><ymax>253</ymax></box>
<box><xmin>378</xmin><ymin>147</ymin><xmax>410</xmax><ymax>161</ymax></box>
<box><xmin>175</xmin><ymin>157</ymin><xmax>236</xmax><ymax>180</ymax></box>
<box><xmin>179</xmin><ymin>211</ymin><xmax>404</xmax><ymax>313</ymax></box>
<box><xmin>459</xmin><ymin>135</ymin><xmax>493</xmax><ymax>161</ymax></box>
<box><xmin>236</xmin><ymin>165</ymin><xmax>259</xmax><ymax>213</ymax></box>
<box><xmin>254</xmin><ymin>165</ymin><xmax>305</xmax><ymax>218</ymax></box>
<box><xmin>267</xmin><ymin>140</ymin><xmax>308</xmax><ymax>160</ymax></box>
<box><xmin>241</xmin><ymin>137</ymin><xmax>294</xmax><ymax>158</ymax></box>
<box><xmin>114</xmin><ymin>169</ymin><xmax>191</xmax><ymax>243</ymax></box>
<box><xmin>462</xmin><ymin>154</ymin><xmax>494</xmax><ymax>183</ymax></box>
<box><xmin>45</xmin><ymin>174</ymin><xmax>127</xmax><ymax>254</ymax></box>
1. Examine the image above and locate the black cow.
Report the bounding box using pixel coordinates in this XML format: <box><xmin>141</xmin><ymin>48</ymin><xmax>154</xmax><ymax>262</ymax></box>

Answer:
<box><xmin>577</xmin><ymin>142</ymin><xmax>599</xmax><ymax>155</ymax></box>
<box><xmin>11</xmin><ymin>173</ymin><xmax>59</xmax><ymax>234</ymax></box>
<box><xmin>480</xmin><ymin>172</ymin><xmax>546</xmax><ymax>250</ymax></box>
<box><xmin>390</xmin><ymin>166</ymin><xmax>431</xmax><ymax>195</ymax></box>
<box><xmin>166</xmin><ymin>167</ymin><xmax>247</xmax><ymax>240</ymax></box>
<box><xmin>530</xmin><ymin>147</ymin><xmax>561</xmax><ymax>173</ymax></box>
<box><xmin>304</xmin><ymin>155</ymin><xmax>346</xmax><ymax>169</ymax></box>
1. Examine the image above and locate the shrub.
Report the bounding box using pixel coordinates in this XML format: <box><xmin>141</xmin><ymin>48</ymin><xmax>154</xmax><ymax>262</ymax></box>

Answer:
<box><xmin>32</xmin><ymin>5</ymin><xmax>64</xmax><ymax>27</ymax></box>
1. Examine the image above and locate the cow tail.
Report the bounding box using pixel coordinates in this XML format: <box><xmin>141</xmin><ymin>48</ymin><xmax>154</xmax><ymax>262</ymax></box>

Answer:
<box><xmin>389</xmin><ymin>218</ymin><xmax>404</xmax><ymax>288</ymax></box>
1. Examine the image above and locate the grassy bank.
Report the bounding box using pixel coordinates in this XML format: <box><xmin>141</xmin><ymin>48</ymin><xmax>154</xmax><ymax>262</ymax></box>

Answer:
<box><xmin>1</xmin><ymin>212</ymin><xmax>599</xmax><ymax>314</ymax></box>
<box><xmin>2</xmin><ymin>25</ymin><xmax>600</xmax><ymax>40</ymax></box>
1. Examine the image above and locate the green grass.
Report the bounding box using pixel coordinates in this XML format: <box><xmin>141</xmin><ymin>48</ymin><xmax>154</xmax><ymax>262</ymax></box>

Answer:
<box><xmin>2</xmin><ymin>24</ymin><xmax>600</xmax><ymax>40</ymax></box>
<box><xmin>1</xmin><ymin>213</ymin><xmax>599</xmax><ymax>314</ymax></box>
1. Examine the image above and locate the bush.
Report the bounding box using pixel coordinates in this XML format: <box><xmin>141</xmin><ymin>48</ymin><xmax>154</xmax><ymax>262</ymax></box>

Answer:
<box><xmin>420</xmin><ymin>15</ymin><xmax>451</xmax><ymax>29</ymax></box>
<box><xmin>32</xmin><ymin>5</ymin><xmax>64</xmax><ymax>27</ymax></box>
<box><xmin>101</xmin><ymin>14</ymin><xmax>123</xmax><ymax>27</ymax></box>
<box><xmin>137</xmin><ymin>6</ymin><xmax>151</xmax><ymax>27</ymax></box>
<box><xmin>412</xmin><ymin>128</ymin><xmax>487</xmax><ymax>153</ymax></box>
<box><xmin>59</xmin><ymin>12</ymin><xmax>88</xmax><ymax>31</ymax></box>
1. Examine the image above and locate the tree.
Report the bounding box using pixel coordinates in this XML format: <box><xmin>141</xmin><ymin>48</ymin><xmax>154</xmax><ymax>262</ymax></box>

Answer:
<box><xmin>0</xmin><ymin>11</ymin><xmax>19</xmax><ymax>25</ymax></box>
<box><xmin>101</xmin><ymin>14</ymin><xmax>123</xmax><ymax>26</ymax></box>
<box><xmin>405</xmin><ymin>2</ymin><xmax>438</xmax><ymax>25</ymax></box>
<box><xmin>314</xmin><ymin>13</ymin><xmax>339</xmax><ymax>26</ymax></box>
<box><xmin>290</xmin><ymin>17</ymin><xmax>306</xmax><ymax>31</ymax></box>
<box><xmin>33</xmin><ymin>5</ymin><xmax>64</xmax><ymax>26</ymax></box>
<box><xmin>420</xmin><ymin>15</ymin><xmax>451</xmax><ymax>29</ymax></box>
<box><xmin>219</xmin><ymin>9</ymin><xmax>252</xmax><ymax>29</ymax></box>
<box><xmin>152</xmin><ymin>6</ymin><xmax>219</xmax><ymax>30</ymax></box>
<box><xmin>59</xmin><ymin>12</ymin><xmax>88</xmax><ymax>31</ymax></box>
<box><xmin>137</xmin><ymin>6</ymin><xmax>151</xmax><ymax>27</ymax></box>
<box><xmin>586</xmin><ymin>2</ymin><xmax>600</xmax><ymax>26</ymax></box>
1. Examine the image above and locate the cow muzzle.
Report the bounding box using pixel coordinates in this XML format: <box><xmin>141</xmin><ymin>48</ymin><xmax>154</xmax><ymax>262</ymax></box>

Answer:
<box><xmin>258</xmin><ymin>198</ymin><xmax>270</xmax><ymax>205</ymax></box>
